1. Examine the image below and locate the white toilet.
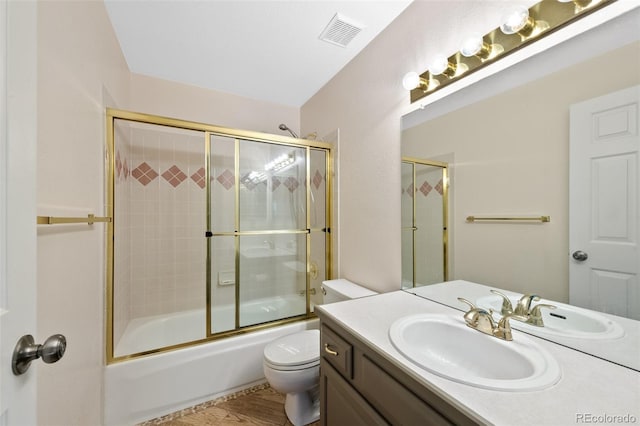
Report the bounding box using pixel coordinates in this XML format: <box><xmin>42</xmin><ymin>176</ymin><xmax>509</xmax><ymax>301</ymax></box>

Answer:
<box><xmin>262</xmin><ymin>279</ymin><xmax>377</xmax><ymax>426</ymax></box>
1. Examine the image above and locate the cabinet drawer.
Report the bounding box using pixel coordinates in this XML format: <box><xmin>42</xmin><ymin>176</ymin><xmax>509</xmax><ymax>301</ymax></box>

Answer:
<box><xmin>358</xmin><ymin>355</ymin><xmax>453</xmax><ymax>426</ymax></box>
<box><xmin>322</xmin><ymin>361</ymin><xmax>388</xmax><ymax>426</ymax></box>
<box><xmin>321</xmin><ymin>325</ymin><xmax>353</xmax><ymax>379</ymax></box>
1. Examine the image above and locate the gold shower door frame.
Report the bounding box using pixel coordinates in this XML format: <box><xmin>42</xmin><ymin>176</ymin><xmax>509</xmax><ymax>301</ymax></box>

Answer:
<box><xmin>105</xmin><ymin>108</ymin><xmax>333</xmax><ymax>363</ymax></box>
<box><xmin>401</xmin><ymin>157</ymin><xmax>449</xmax><ymax>288</ymax></box>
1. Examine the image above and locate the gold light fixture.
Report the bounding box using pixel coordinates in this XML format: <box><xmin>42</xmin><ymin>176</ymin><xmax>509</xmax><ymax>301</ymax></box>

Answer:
<box><xmin>558</xmin><ymin>0</ymin><xmax>595</xmax><ymax>10</ymax></box>
<box><xmin>405</xmin><ymin>0</ymin><xmax>615</xmax><ymax>104</ymax></box>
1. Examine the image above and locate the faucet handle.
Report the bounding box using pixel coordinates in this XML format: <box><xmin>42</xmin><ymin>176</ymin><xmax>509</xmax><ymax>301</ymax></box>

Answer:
<box><xmin>457</xmin><ymin>297</ymin><xmax>477</xmax><ymax>311</ymax></box>
<box><xmin>496</xmin><ymin>313</ymin><xmax>529</xmax><ymax>341</ymax></box>
<box><xmin>490</xmin><ymin>289</ymin><xmax>514</xmax><ymax>315</ymax></box>
<box><xmin>457</xmin><ymin>298</ymin><xmax>494</xmax><ymax>332</ymax></box>
<box><xmin>528</xmin><ymin>304</ymin><xmax>557</xmax><ymax>327</ymax></box>
<box><xmin>514</xmin><ymin>294</ymin><xmax>541</xmax><ymax>315</ymax></box>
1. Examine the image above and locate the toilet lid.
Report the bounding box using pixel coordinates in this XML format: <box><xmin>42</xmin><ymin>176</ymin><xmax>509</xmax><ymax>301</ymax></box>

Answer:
<box><xmin>264</xmin><ymin>330</ymin><xmax>319</xmax><ymax>367</ymax></box>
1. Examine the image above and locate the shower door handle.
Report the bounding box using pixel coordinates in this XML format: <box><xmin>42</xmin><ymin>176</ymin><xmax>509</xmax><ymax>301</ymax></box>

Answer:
<box><xmin>12</xmin><ymin>334</ymin><xmax>67</xmax><ymax>375</ymax></box>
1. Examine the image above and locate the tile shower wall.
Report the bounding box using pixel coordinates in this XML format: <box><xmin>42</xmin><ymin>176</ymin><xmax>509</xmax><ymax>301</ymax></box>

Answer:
<box><xmin>115</xmin><ymin>129</ymin><xmax>328</xmax><ymax>344</ymax></box>
<box><xmin>114</xmin><ymin>123</ymin><xmax>206</xmax><ymax>347</ymax></box>
<box><xmin>129</xmin><ymin>126</ymin><xmax>206</xmax><ymax>318</ymax></box>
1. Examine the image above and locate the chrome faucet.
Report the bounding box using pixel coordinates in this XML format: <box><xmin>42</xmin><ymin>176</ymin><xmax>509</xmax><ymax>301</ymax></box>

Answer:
<box><xmin>491</xmin><ymin>290</ymin><xmax>556</xmax><ymax>327</ymax></box>
<box><xmin>458</xmin><ymin>298</ymin><xmax>527</xmax><ymax>341</ymax></box>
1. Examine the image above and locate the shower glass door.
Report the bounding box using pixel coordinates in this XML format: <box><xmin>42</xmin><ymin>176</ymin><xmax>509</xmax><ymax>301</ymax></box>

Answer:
<box><xmin>401</xmin><ymin>158</ymin><xmax>449</xmax><ymax>289</ymax></box>
<box><xmin>209</xmin><ymin>136</ymin><xmax>316</xmax><ymax>334</ymax></box>
<box><xmin>401</xmin><ymin>161</ymin><xmax>415</xmax><ymax>289</ymax></box>
<box><xmin>309</xmin><ymin>148</ymin><xmax>329</xmax><ymax>311</ymax></box>
<box><xmin>111</xmin><ymin>118</ymin><xmax>207</xmax><ymax>358</ymax></box>
<box><xmin>106</xmin><ymin>108</ymin><xmax>332</xmax><ymax>362</ymax></box>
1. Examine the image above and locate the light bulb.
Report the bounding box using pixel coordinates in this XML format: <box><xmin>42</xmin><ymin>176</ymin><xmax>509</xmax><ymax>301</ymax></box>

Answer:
<box><xmin>428</xmin><ymin>55</ymin><xmax>449</xmax><ymax>76</ymax></box>
<box><xmin>460</xmin><ymin>34</ymin><xmax>484</xmax><ymax>57</ymax></box>
<box><xmin>500</xmin><ymin>6</ymin><xmax>530</xmax><ymax>35</ymax></box>
<box><xmin>402</xmin><ymin>72</ymin><xmax>420</xmax><ymax>90</ymax></box>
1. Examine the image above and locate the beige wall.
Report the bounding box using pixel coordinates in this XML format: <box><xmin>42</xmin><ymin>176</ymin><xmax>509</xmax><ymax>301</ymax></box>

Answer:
<box><xmin>300</xmin><ymin>14</ymin><xmax>405</xmax><ymax>294</ymax></box>
<box><xmin>37</xmin><ymin>1</ymin><xmax>130</xmax><ymax>425</ymax></box>
<box><xmin>130</xmin><ymin>73</ymin><xmax>300</xmax><ymax>135</ymax></box>
<box><xmin>36</xmin><ymin>2</ymin><xmax>303</xmax><ymax>424</ymax></box>
<box><xmin>300</xmin><ymin>1</ymin><xmax>518</xmax><ymax>293</ymax></box>
<box><xmin>403</xmin><ymin>42</ymin><xmax>640</xmax><ymax>302</ymax></box>
<box><xmin>301</xmin><ymin>2</ymin><xmax>639</xmax><ymax>297</ymax></box>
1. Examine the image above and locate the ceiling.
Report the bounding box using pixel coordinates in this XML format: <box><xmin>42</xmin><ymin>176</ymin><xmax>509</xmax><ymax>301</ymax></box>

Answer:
<box><xmin>104</xmin><ymin>0</ymin><xmax>414</xmax><ymax>107</ymax></box>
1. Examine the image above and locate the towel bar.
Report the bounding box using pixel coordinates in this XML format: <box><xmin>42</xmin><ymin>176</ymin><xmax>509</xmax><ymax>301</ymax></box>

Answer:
<box><xmin>36</xmin><ymin>214</ymin><xmax>112</xmax><ymax>225</ymax></box>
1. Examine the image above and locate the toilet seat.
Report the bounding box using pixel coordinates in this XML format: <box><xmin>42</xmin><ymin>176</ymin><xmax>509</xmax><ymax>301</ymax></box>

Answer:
<box><xmin>264</xmin><ymin>358</ymin><xmax>319</xmax><ymax>371</ymax></box>
<box><xmin>264</xmin><ymin>330</ymin><xmax>319</xmax><ymax>371</ymax></box>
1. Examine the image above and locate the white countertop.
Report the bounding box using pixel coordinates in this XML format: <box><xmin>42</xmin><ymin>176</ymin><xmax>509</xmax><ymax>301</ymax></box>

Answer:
<box><xmin>317</xmin><ymin>290</ymin><xmax>640</xmax><ymax>426</ymax></box>
<box><xmin>407</xmin><ymin>280</ymin><xmax>640</xmax><ymax>371</ymax></box>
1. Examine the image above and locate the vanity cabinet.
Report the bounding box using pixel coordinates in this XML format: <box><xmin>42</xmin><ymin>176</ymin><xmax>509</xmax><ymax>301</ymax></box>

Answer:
<box><xmin>319</xmin><ymin>314</ymin><xmax>479</xmax><ymax>426</ymax></box>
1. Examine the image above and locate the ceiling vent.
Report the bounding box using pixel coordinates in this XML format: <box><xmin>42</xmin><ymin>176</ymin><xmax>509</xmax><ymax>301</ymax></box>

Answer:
<box><xmin>319</xmin><ymin>13</ymin><xmax>364</xmax><ymax>48</ymax></box>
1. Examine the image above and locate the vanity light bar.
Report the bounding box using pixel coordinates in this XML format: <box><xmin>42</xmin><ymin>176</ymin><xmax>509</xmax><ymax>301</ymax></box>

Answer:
<box><xmin>406</xmin><ymin>0</ymin><xmax>615</xmax><ymax>103</ymax></box>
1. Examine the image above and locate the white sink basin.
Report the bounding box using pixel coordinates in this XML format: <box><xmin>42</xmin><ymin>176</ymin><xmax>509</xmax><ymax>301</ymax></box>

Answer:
<box><xmin>476</xmin><ymin>295</ymin><xmax>625</xmax><ymax>340</ymax></box>
<box><xmin>389</xmin><ymin>314</ymin><xmax>561</xmax><ymax>391</ymax></box>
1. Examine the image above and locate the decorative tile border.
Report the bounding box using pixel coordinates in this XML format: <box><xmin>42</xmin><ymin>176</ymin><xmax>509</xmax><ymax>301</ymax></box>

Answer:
<box><xmin>137</xmin><ymin>382</ymin><xmax>271</xmax><ymax>425</ymax></box>
<box><xmin>162</xmin><ymin>165</ymin><xmax>187</xmax><ymax>188</ymax></box>
<box><xmin>403</xmin><ymin>178</ymin><xmax>444</xmax><ymax>198</ymax></box>
<box><xmin>117</xmin><ymin>148</ymin><xmax>325</xmax><ymax>193</ymax></box>
<box><xmin>131</xmin><ymin>162</ymin><xmax>158</xmax><ymax>186</ymax></box>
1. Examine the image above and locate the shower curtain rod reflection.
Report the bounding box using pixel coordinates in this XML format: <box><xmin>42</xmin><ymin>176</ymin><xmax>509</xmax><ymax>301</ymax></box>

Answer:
<box><xmin>466</xmin><ymin>215</ymin><xmax>551</xmax><ymax>223</ymax></box>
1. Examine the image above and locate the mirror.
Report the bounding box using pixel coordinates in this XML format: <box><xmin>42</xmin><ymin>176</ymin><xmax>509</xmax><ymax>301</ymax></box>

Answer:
<box><xmin>400</xmin><ymin>8</ymin><xmax>639</xmax><ymax>370</ymax></box>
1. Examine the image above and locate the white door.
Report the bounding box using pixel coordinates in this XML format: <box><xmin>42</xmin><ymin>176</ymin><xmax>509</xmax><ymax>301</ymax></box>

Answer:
<box><xmin>0</xmin><ymin>1</ymin><xmax>38</xmax><ymax>423</ymax></box>
<box><xmin>569</xmin><ymin>85</ymin><xmax>640</xmax><ymax>320</ymax></box>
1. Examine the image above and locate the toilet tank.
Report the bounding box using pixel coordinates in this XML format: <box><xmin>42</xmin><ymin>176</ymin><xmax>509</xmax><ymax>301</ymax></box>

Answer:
<box><xmin>321</xmin><ymin>279</ymin><xmax>377</xmax><ymax>304</ymax></box>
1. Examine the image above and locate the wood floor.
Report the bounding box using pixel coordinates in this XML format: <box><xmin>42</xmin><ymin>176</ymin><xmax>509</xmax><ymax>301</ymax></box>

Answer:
<box><xmin>140</xmin><ymin>384</ymin><xmax>320</xmax><ymax>426</ymax></box>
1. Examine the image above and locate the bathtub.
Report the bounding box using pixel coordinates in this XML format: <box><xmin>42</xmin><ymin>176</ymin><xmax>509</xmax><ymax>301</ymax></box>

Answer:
<box><xmin>105</xmin><ymin>295</ymin><xmax>318</xmax><ymax>425</ymax></box>
<box><xmin>115</xmin><ymin>295</ymin><xmax>307</xmax><ymax>357</ymax></box>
